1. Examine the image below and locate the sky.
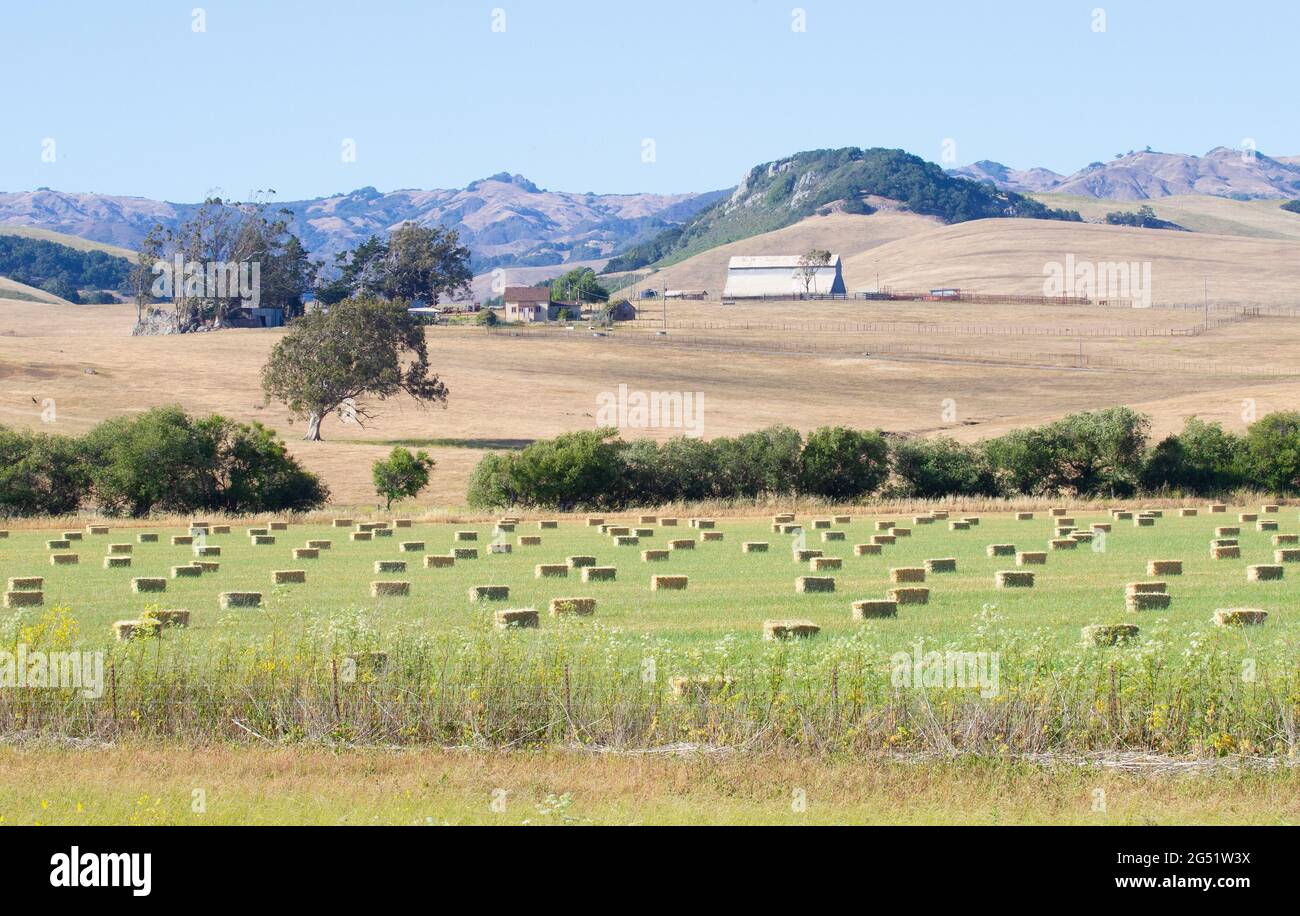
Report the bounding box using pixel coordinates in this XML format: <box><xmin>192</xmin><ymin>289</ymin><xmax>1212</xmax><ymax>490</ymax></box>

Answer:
<box><xmin>3</xmin><ymin>0</ymin><xmax>1297</xmax><ymax>201</ymax></box>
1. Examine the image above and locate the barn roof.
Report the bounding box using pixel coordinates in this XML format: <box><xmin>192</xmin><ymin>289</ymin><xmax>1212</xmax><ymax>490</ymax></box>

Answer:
<box><xmin>503</xmin><ymin>286</ymin><xmax>551</xmax><ymax>302</ymax></box>
<box><xmin>727</xmin><ymin>254</ymin><xmax>842</xmax><ymax>269</ymax></box>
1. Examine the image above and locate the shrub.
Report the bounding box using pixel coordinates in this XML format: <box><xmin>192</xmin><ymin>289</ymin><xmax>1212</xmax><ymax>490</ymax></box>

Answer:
<box><xmin>0</xmin><ymin>427</ymin><xmax>89</xmax><ymax>517</ymax></box>
<box><xmin>799</xmin><ymin>426</ymin><xmax>890</xmax><ymax>500</ymax></box>
<box><xmin>1242</xmin><ymin>411</ymin><xmax>1300</xmax><ymax>494</ymax></box>
<box><xmin>80</xmin><ymin>407</ymin><xmax>326</xmax><ymax>516</ymax></box>
<box><xmin>1141</xmin><ymin>418</ymin><xmax>1246</xmax><ymax>494</ymax></box>
<box><xmin>893</xmin><ymin>437</ymin><xmax>1003</xmax><ymax>497</ymax></box>
<box><xmin>372</xmin><ymin>447</ymin><xmax>435</xmax><ymax>509</ymax></box>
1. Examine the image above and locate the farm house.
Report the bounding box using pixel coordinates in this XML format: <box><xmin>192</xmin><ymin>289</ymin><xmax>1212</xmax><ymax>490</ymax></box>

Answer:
<box><xmin>721</xmin><ymin>254</ymin><xmax>846</xmax><ymax>299</ymax></box>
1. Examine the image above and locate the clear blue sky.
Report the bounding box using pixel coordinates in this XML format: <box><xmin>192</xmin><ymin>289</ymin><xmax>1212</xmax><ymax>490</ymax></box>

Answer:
<box><xmin>3</xmin><ymin>0</ymin><xmax>1296</xmax><ymax>201</ymax></box>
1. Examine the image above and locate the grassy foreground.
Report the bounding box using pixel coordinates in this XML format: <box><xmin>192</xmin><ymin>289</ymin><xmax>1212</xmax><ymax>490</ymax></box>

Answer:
<box><xmin>0</xmin><ymin>744</ymin><xmax>1296</xmax><ymax>826</ymax></box>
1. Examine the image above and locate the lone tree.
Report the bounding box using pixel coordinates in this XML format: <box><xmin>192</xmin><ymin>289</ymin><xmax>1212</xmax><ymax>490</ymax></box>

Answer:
<box><xmin>261</xmin><ymin>296</ymin><xmax>448</xmax><ymax>441</ymax></box>
<box><xmin>372</xmin><ymin>446</ymin><xmax>435</xmax><ymax>509</ymax></box>
<box><xmin>796</xmin><ymin>249</ymin><xmax>832</xmax><ymax>295</ymax></box>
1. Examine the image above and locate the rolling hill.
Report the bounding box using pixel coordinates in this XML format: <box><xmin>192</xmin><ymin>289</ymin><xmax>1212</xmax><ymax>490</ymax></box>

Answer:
<box><xmin>606</xmin><ymin>208</ymin><xmax>1300</xmax><ymax>308</ymax></box>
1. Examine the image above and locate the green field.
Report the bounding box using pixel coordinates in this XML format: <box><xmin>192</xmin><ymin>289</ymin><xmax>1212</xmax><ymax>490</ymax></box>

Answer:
<box><xmin>3</xmin><ymin>507</ymin><xmax>1295</xmax><ymax>647</ymax></box>
<box><xmin>1</xmin><ymin>505</ymin><xmax>1297</xmax><ymax>757</ymax></box>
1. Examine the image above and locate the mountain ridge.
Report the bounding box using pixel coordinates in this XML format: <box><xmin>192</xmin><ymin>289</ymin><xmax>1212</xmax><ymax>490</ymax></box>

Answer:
<box><xmin>0</xmin><ymin>177</ymin><xmax>728</xmax><ymax>271</ymax></box>
<box><xmin>949</xmin><ymin>148</ymin><xmax>1300</xmax><ymax>200</ymax></box>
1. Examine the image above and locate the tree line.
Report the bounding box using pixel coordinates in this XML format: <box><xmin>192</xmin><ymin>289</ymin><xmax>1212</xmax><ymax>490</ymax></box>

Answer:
<box><xmin>467</xmin><ymin>407</ymin><xmax>1300</xmax><ymax>509</ymax></box>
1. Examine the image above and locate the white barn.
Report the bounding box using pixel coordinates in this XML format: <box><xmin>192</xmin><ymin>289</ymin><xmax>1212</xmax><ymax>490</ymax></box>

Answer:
<box><xmin>722</xmin><ymin>254</ymin><xmax>846</xmax><ymax>299</ymax></box>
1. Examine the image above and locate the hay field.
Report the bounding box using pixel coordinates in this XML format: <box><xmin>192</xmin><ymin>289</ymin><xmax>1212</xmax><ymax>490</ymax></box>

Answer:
<box><xmin>4</xmin><ymin>506</ymin><xmax>1296</xmax><ymax>651</ymax></box>
<box><xmin>6</xmin><ymin>291</ymin><xmax>1300</xmax><ymax>505</ymax></box>
<box><xmin>3</xmin><ymin>506</ymin><xmax>1297</xmax><ymax>763</ymax></box>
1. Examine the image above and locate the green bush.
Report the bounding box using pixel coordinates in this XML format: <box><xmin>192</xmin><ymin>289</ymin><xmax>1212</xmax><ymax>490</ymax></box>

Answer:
<box><xmin>799</xmin><ymin>426</ymin><xmax>890</xmax><ymax>499</ymax></box>
<box><xmin>79</xmin><ymin>407</ymin><xmax>327</xmax><ymax>516</ymax></box>
<box><xmin>1242</xmin><ymin>411</ymin><xmax>1300</xmax><ymax>494</ymax></box>
<box><xmin>0</xmin><ymin>427</ymin><xmax>89</xmax><ymax>517</ymax></box>
<box><xmin>372</xmin><ymin>447</ymin><xmax>435</xmax><ymax>509</ymax></box>
<box><xmin>893</xmin><ymin>437</ymin><xmax>1003</xmax><ymax>497</ymax></box>
<box><xmin>1140</xmin><ymin>418</ymin><xmax>1246</xmax><ymax>494</ymax></box>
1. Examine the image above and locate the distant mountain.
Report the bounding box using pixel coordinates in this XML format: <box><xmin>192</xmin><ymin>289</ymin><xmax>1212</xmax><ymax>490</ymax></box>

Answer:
<box><xmin>946</xmin><ymin>160</ymin><xmax>1065</xmax><ymax>194</ymax></box>
<box><xmin>605</xmin><ymin>147</ymin><xmax>1082</xmax><ymax>273</ymax></box>
<box><xmin>0</xmin><ymin>175</ymin><xmax>727</xmax><ymax>271</ymax></box>
<box><xmin>950</xmin><ymin>148</ymin><xmax>1300</xmax><ymax>200</ymax></box>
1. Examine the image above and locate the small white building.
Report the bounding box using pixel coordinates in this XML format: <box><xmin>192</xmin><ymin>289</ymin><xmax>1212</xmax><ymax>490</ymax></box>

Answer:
<box><xmin>722</xmin><ymin>255</ymin><xmax>846</xmax><ymax>299</ymax></box>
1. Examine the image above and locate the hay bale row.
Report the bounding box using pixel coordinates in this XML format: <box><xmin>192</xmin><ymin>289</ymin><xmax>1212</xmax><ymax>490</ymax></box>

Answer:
<box><xmin>821</xmin><ymin>531</ymin><xmax>845</xmax><ymax>542</ymax></box>
<box><xmin>642</xmin><ymin>549</ymin><xmax>670</xmax><ymax>562</ymax></box>
<box><xmin>742</xmin><ymin>542</ymin><xmax>769</xmax><ymax>553</ymax></box>
<box><xmin>567</xmin><ymin>555</ymin><xmax>596</xmax><ymax>568</ymax></box>
<box><xmin>987</xmin><ymin>544</ymin><xmax>1017</xmax><ymax>558</ymax></box>
<box><xmin>795</xmin><ymin>576</ymin><xmax>835</xmax><ymax>593</ymax></box>
<box><xmin>424</xmin><ymin>555</ymin><xmax>455</xmax><ymax>569</ymax></box>
<box><xmin>853</xmin><ymin>544</ymin><xmax>882</xmax><ymax>556</ymax></box>
<box><xmin>171</xmin><ymin>565</ymin><xmax>201</xmax><ymax>578</ymax></box>
<box><xmin>8</xmin><ymin>577</ymin><xmax>43</xmax><ymax>591</ymax></box>
<box><xmin>668</xmin><ymin>539</ymin><xmax>695</xmax><ymax>551</ymax></box>
<box><xmin>811</xmin><ymin>557</ymin><xmax>841</xmax><ymax>571</ymax></box>
<box><xmin>1126</xmin><ymin>581</ymin><xmax>1167</xmax><ymax>595</ymax></box>
<box><xmin>1049</xmin><ymin>538</ymin><xmax>1076</xmax><ymax>551</ymax></box>
<box><xmin>294</xmin><ymin>547</ymin><xmax>319</xmax><ymax>560</ymax></box>
<box><xmin>1211</xmin><ymin>545</ymin><xmax>1241</xmax><ymax>559</ymax></box>
<box><xmin>582</xmin><ymin>566</ymin><xmax>617</xmax><ymax>582</ymax></box>
<box><xmin>137</xmin><ymin>533</ymin><xmax>159</xmax><ymax>543</ymax></box>
<box><xmin>925</xmin><ymin>558</ymin><xmax>957</xmax><ymax>574</ymax></box>
<box><xmin>468</xmin><ymin>585</ymin><xmax>509</xmax><ymax>601</ymax></box>
<box><xmin>701</xmin><ymin>531</ymin><xmax>724</xmax><ymax>542</ymax></box>
<box><xmin>132</xmin><ymin>577</ymin><xmax>166</xmax><ymax>593</ymax></box>
<box><xmin>1017</xmin><ymin>552</ymin><xmax>1047</xmax><ymax>566</ymax></box>
<box><xmin>4</xmin><ymin>591</ymin><xmax>43</xmax><ymax>608</ymax></box>
<box><xmin>1147</xmin><ymin>559</ymin><xmax>1182</xmax><ymax>576</ymax></box>
<box><xmin>536</xmin><ymin>564</ymin><xmax>569</xmax><ymax>578</ymax></box>
<box><xmin>873</xmin><ymin>534</ymin><xmax>896</xmax><ymax>545</ymax></box>
<box><xmin>889</xmin><ymin>587</ymin><xmax>929</xmax><ymax>605</ymax></box>
<box><xmin>453</xmin><ymin>548</ymin><xmax>479</xmax><ymax>560</ymax></box>
<box><xmin>103</xmin><ymin>556</ymin><xmax>131</xmax><ymax>569</ymax></box>
<box><xmin>374</xmin><ymin>560</ymin><xmax>406</xmax><ymax>574</ymax></box>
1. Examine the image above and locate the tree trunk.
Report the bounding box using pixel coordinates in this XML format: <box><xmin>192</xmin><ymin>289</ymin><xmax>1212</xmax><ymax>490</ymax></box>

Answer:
<box><xmin>305</xmin><ymin>412</ymin><xmax>323</xmax><ymax>441</ymax></box>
